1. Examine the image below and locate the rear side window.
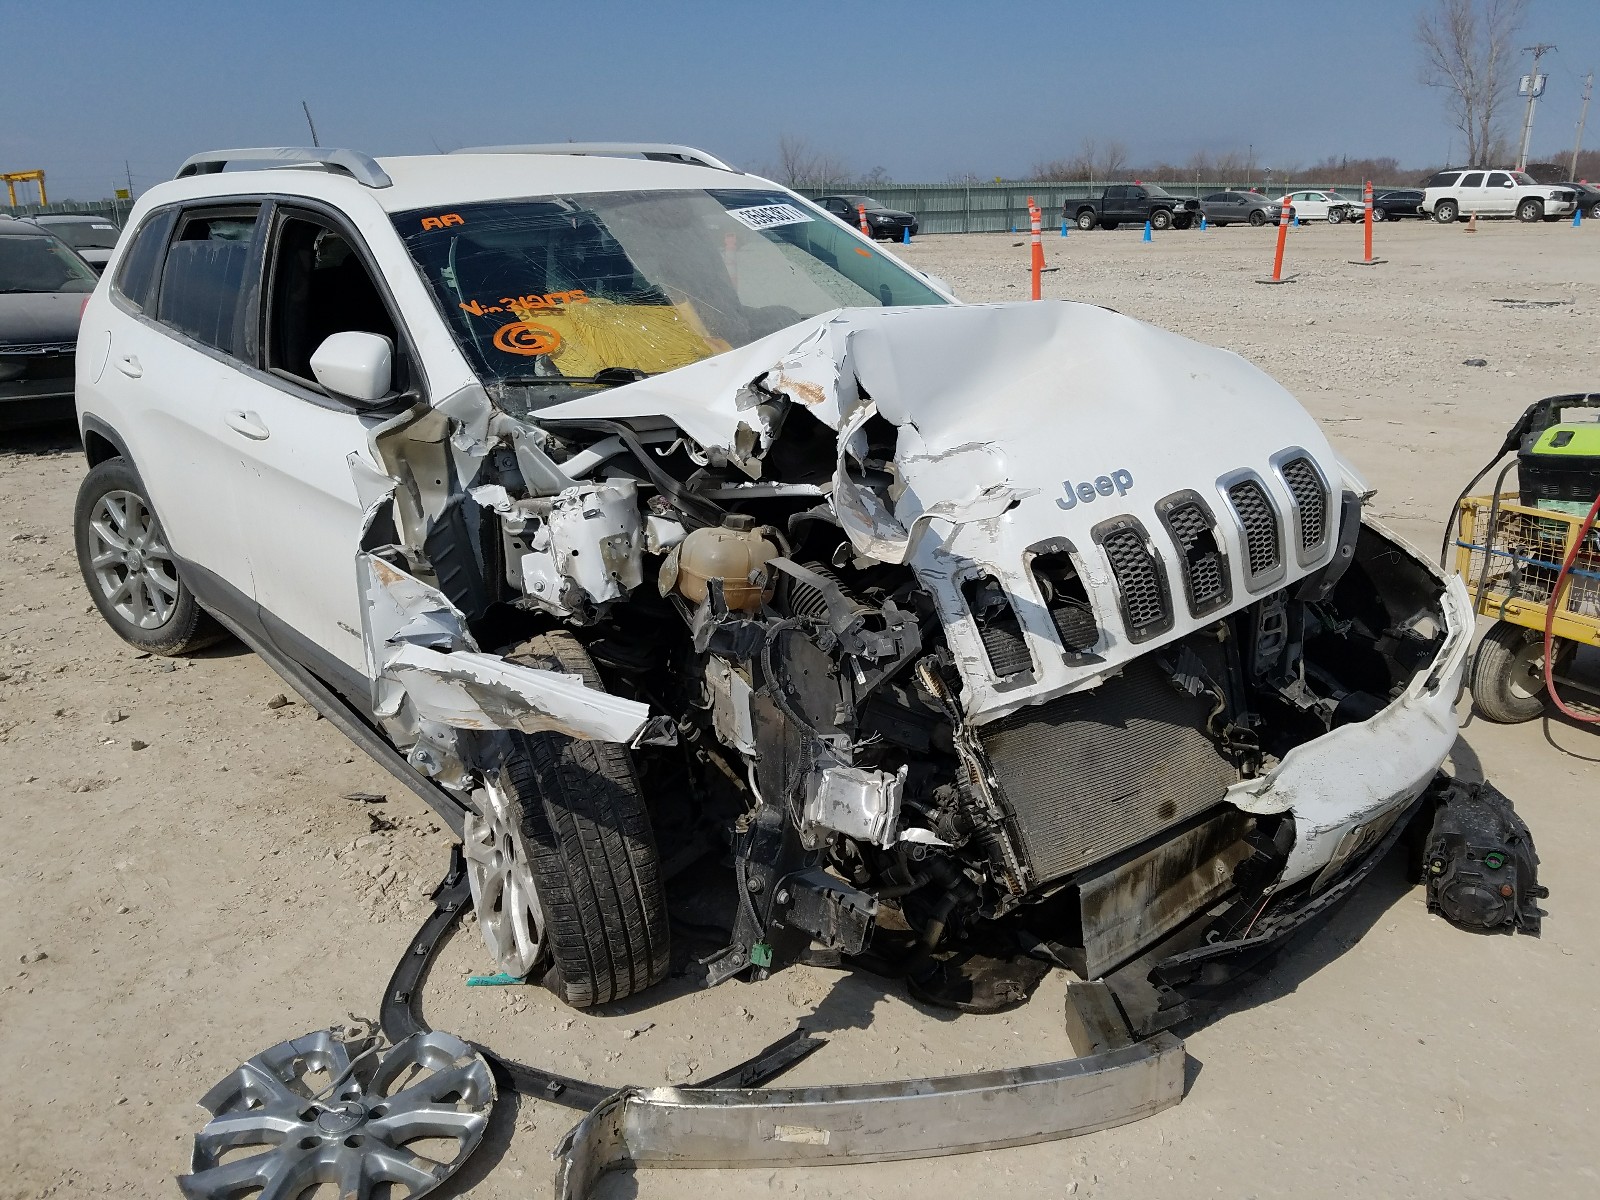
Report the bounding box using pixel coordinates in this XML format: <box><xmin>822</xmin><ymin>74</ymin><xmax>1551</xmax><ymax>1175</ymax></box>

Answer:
<box><xmin>112</xmin><ymin>209</ymin><xmax>176</xmax><ymax>313</ymax></box>
<box><xmin>156</xmin><ymin>208</ymin><xmax>259</xmax><ymax>355</ymax></box>
<box><xmin>1424</xmin><ymin>172</ymin><xmax>1461</xmax><ymax>188</ymax></box>
<box><xmin>1460</xmin><ymin>172</ymin><xmax>1485</xmax><ymax>188</ymax></box>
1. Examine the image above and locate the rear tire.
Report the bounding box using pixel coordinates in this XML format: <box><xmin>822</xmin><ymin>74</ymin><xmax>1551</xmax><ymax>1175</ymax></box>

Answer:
<box><xmin>479</xmin><ymin>630</ymin><xmax>670</xmax><ymax>1007</ymax></box>
<box><xmin>73</xmin><ymin>457</ymin><xmax>223</xmax><ymax>656</ymax></box>
<box><xmin>1076</xmin><ymin>210</ymin><xmax>1097</xmax><ymax>231</ymax></box>
<box><xmin>1434</xmin><ymin>200</ymin><xmax>1459</xmax><ymax>223</ymax></box>
<box><xmin>1516</xmin><ymin>198</ymin><xmax>1544</xmax><ymax>223</ymax></box>
<box><xmin>1469</xmin><ymin>622</ymin><xmax>1547</xmax><ymax>724</ymax></box>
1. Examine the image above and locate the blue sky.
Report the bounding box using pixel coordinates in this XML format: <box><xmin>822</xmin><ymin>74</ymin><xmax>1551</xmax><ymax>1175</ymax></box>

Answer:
<box><xmin>5</xmin><ymin>0</ymin><xmax>1599</xmax><ymax>199</ymax></box>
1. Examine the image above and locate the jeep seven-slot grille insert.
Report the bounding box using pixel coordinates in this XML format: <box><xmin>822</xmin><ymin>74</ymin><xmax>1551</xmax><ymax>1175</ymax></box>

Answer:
<box><xmin>1280</xmin><ymin>456</ymin><xmax>1328</xmax><ymax>553</ymax></box>
<box><xmin>1227</xmin><ymin>478</ymin><xmax>1281</xmax><ymax>579</ymax></box>
<box><xmin>1094</xmin><ymin>520</ymin><xmax>1173</xmax><ymax>642</ymax></box>
<box><xmin>1161</xmin><ymin>497</ymin><xmax>1230</xmax><ymax>616</ymax></box>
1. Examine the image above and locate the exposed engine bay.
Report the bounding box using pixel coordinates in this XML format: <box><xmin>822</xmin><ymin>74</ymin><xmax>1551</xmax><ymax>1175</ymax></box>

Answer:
<box><xmin>352</xmin><ymin>300</ymin><xmax>1479</xmax><ymax>1017</ymax></box>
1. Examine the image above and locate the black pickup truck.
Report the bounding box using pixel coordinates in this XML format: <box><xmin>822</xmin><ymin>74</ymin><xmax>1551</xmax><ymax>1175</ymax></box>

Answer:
<box><xmin>1066</xmin><ymin>184</ymin><xmax>1200</xmax><ymax>231</ymax></box>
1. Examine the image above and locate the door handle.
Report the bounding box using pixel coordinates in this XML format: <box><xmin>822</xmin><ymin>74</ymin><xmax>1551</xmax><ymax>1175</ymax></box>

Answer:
<box><xmin>224</xmin><ymin>410</ymin><xmax>271</xmax><ymax>441</ymax></box>
<box><xmin>114</xmin><ymin>354</ymin><xmax>142</xmax><ymax>378</ymax></box>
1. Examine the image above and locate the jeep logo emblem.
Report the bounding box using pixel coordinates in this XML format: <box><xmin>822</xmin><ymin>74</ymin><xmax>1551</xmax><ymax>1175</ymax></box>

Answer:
<box><xmin>1056</xmin><ymin>469</ymin><xmax>1134</xmax><ymax>510</ymax></box>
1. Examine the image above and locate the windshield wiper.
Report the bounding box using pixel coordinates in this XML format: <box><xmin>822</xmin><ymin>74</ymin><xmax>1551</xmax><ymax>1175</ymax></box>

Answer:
<box><xmin>502</xmin><ymin>366</ymin><xmax>653</xmax><ymax>388</ymax></box>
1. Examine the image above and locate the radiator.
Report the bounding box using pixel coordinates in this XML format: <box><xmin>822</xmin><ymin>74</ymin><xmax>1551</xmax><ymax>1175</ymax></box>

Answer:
<box><xmin>979</xmin><ymin>658</ymin><xmax>1240</xmax><ymax>884</ymax></box>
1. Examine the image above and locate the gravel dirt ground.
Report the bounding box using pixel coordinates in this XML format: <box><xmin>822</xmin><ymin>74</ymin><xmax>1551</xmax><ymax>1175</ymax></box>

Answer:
<box><xmin>2</xmin><ymin>218</ymin><xmax>1597</xmax><ymax>1199</ymax></box>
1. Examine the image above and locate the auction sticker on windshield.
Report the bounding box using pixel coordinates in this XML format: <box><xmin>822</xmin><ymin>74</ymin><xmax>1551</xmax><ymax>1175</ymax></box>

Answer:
<box><xmin>727</xmin><ymin>203</ymin><xmax>813</xmax><ymax>231</ymax></box>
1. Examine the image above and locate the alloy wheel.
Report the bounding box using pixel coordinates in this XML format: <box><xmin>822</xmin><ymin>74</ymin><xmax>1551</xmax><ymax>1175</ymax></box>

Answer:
<box><xmin>86</xmin><ymin>489</ymin><xmax>179</xmax><ymax>629</ymax></box>
<box><xmin>463</xmin><ymin>774</ymin><xmax>546</xmax><ymax>978</ymax></box>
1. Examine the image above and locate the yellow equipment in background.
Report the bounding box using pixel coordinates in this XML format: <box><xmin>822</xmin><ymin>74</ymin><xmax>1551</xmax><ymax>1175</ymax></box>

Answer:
<box><xmin>2</xmin><ymin>170</ymin><xmax>47</xmax><ymax>206</ymax></box>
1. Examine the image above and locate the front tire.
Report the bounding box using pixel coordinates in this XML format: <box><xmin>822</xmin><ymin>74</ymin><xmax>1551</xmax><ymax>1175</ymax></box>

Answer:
<box><xmin>1372</xmin><ymin>206</ymin><xmax>1388</xmax><ymax>222</ymax></box>
<box><xmin>1248</xmin><ymin>210</ymin><xmax>1267</xmax><ymax>227</ymax></box>
<box><xmin>1150</xmin><ymin>208</ymin><xmax>1173</xmax><ymax>230</ymax></box>
<box><xmin>1327</xmin><ymin>207</ymin><xmax>1345</xmax><ymax>224</ymax></box>
<box><xmin>74</xmin><ymin>457</ymin><xmax>221</xmax><ymax>656</ymax></box>
<box><xmin>1516</xmin><ymin>198</ymin><xmax>1544</xmax><ymax>223</ymax></box>
<box><xmin>1434</xmin><ymin>200</ymin><xmax>1458</xmax><ymax>223</ymax></box>
<box><xmin>465</xmin><ymin>630</ymin><xmax>670</xmax><ymax>1007</ymax></box>
<box><xmin>1469</xmin><ymin>622</ymin><xmax>1547</xmax><ymax>724</ymax></box>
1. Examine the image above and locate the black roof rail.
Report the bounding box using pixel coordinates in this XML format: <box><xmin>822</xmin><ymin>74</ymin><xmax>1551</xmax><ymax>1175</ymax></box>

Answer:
<box><xmin>174</xmin><ymin>147</ymin><xmax>392</xmax><ymax>189</ymax></box>
<box><xmin>453</xmin><ymin>142</ymin><xmax>737</xmax><ymax>172</ymax></box>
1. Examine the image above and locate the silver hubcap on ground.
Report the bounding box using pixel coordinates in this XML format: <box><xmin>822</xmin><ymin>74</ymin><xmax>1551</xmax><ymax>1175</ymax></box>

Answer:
<box><xmin>463</xmin><ymin>775</ymin><xmax>547</xmax><ymax>978</ymax></box>
<box><xmin>179</xmin><ymin>1030</ymin><xmax>494</xmax><ymax>1200</ymax></box>
<box><xmin>88</xmin><ymin>489</ymin><xmax>179</xmax><ymax>629</ymax></box>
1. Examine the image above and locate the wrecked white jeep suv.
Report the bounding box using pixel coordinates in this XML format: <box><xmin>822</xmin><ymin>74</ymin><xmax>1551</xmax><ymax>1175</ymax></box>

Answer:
<box><xmin>73</xmin><ymin>144</ymin><xmax>1502</xmax><ymax>1025</ymax></box>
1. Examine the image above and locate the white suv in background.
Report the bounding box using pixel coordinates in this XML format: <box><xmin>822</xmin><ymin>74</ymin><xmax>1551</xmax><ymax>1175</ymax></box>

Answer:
<box><xmin>1421</xmin><ymin>169</ymin><xmax>1577</xmax><ymax>223</ymax></box>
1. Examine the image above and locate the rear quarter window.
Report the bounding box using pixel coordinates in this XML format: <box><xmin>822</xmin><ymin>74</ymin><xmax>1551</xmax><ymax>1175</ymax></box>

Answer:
<box><xmin>112</xmin><ymin>209</ymin><xmax>177</xmax><ymax>313</ymax></box>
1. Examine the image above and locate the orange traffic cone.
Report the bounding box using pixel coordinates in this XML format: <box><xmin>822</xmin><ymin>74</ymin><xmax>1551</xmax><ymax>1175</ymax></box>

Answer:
<box><xmin>1465</xmin><ymin>211</ymin><xmax>1478</xmax><ymax>233</ymax></box>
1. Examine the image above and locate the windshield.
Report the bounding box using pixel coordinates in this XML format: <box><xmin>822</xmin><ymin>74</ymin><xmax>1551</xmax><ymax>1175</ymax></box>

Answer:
<box><xmin>394</xmin><ymin>189</ymin><xmax>944</xmax><ymax>400</ymax></box>
<box><xmin>1143</xmin><ymin>185</ymin><xmax>1173</xmax><ymax>197</ymax></box>
<box><xmin>46</xmin><ymin>221</ymin><xmax>120</xmax><ymax>250</ymax></box>
<box><xmin>0</xmin><ymin>232</ymin><xmax>98</xmax><ymax>294</ymax></box>
<box><xmin>1511</xmin><ymin>172</ymin><xmax>1537</xmax><ymax>186</ymax></box>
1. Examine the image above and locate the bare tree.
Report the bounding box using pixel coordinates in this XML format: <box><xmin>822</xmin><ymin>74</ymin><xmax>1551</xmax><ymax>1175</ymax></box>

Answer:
<box><xmin>858</xmin><ymin>165</ymin><xmax>893</xmax><ymax>188</ymax></box>
<box><xmin>1100</xmin><ymin>140</ymin><xmax>1129</xmax><ymax>179</ymax></box>
<box><xmin>771</xmin><ymin>134</ymin><xmax>852</xmax><ymax>189</ymax></box>
<box><xmin>1416</xmin><ymin>0</ymin><xmax>1529</xmax><ymax>165</ymax></box>
<box><xmin>945</xmin><ymin>169</ymin><xmax>986</xmax><ymax>185</ymax></box>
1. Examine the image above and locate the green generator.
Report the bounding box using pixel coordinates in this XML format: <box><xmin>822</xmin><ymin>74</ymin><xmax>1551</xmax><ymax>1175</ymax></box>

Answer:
<box><xmin>1519</xmin><ymin>416</ymin><xmax>1600</xmax><ymax>518</ymax></box>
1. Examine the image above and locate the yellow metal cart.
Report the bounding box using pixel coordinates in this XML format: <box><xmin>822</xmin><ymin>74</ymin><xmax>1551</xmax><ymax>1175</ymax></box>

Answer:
<box><xmin>1455</xmin><ymin>493</ymin><xmax>1600</xmax><ymax>722</ymax></box>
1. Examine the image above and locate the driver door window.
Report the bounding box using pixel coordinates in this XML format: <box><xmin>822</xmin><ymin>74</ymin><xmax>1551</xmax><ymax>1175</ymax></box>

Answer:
<box><xmin>265</xmin><ymin>216</ymin><xmax>401</xmax><ymax>393</ymax></box>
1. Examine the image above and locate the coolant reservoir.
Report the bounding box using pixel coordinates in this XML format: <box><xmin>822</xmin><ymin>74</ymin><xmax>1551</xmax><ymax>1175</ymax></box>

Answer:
<box><xmin>666</xmin><ymin>515</ymin><xmax>777</xmax><ymax>612</ymax></box>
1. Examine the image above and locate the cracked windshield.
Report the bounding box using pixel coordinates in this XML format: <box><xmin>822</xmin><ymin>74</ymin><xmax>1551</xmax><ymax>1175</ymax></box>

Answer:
<box><xmin>394</xmin><ymin>188</ymin><xmax>944</xmax><ymax>405</ymax></box>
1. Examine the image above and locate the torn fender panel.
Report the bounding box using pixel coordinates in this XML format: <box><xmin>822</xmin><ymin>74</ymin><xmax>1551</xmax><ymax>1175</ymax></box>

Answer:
<box><xmin>359</xmin><ymin>551</ymin><xmax>650</xmax><ymax>745</ymax></box>
<box><xmin>382</xmin><ymin>644</ymin><xmax>651</xmax><ymax>742</ymax></box>
<box><xmin>1226</xmin><ymin>569</ymin><xmax>1473</xmax><ymax>887</ymax></box>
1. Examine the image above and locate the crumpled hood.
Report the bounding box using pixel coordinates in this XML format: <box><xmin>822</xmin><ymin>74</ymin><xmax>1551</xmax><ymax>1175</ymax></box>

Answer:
<box><xmin>540</xmin><ymin>301</ymin><xmax>1353</xmax><ymax>720</ymax></box>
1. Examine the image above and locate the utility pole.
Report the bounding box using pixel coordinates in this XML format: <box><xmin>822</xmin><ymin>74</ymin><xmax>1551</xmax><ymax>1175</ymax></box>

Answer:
<box><xmin>124</xmin><ymin>160</ymin><xmax>133</xmax><ymax>196</ymax></box>
<box><xmin>1515</xmin><ymin>44</ymin><xmax>1557</xmax><ymax>172</ymax></box>
<box><xmin>302</xmin><ymin>100</ymin><xmax>320</xmax><ymax>148</ymax></box>
<box><xmin>1573</xmin><ymin>72</ymin><xmax>1594</xmax><ymax>180</ymax></box>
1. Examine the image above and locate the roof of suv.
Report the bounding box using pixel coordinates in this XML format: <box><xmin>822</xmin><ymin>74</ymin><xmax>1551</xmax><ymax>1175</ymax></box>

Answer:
<box><xmin>139</xmin><ymin>147</ymin><xmax>771</xmax><ymax>218</ymax></box>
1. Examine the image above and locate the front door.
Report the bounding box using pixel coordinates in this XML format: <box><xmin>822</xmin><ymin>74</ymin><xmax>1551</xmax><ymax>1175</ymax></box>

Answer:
<box><xmin>222</xmin><ymin>205</ymin><xmax>420</xmax><ymax>690</ymax></box>
<box><xmin>1484</xmin><ymin>172</ymin><xmax>1517</xmax><ymax>215</ymax></box>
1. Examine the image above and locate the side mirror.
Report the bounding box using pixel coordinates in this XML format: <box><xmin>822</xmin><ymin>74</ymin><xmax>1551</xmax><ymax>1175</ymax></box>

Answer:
<box><xmin>921</xmin><ymin>272</ymin><xmax>953</xmax><ymax>296</ymax></box>
<box><xmin>310</xmin><ymin>331</ymin><xmax>393</xmax><ymax>403</ymax></box>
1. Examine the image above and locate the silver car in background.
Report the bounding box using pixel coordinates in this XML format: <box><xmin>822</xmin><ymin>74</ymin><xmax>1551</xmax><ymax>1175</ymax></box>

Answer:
<box><xmin>1198</xmin><ymin>190</ymin><xmax>1292</xmax><ymax>227</ymax></box>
